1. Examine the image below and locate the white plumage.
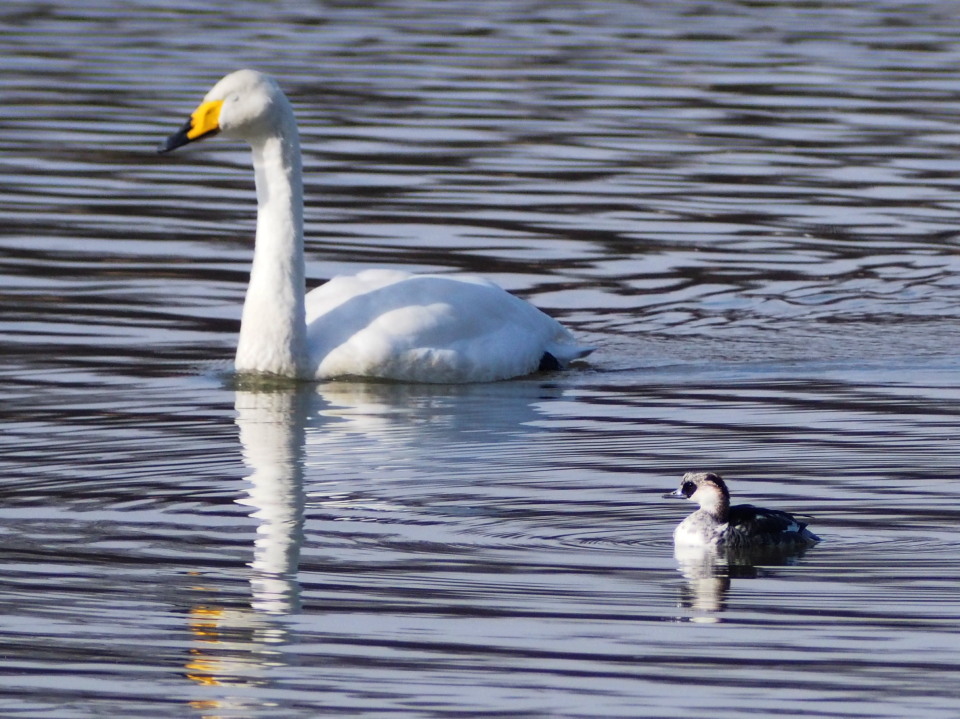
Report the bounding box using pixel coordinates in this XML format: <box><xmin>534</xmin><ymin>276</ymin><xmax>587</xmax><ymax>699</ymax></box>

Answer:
<box><xmin>159</xmin><ymin>69</ymin><xmax>592</xmax><ymax>383</ymax></box>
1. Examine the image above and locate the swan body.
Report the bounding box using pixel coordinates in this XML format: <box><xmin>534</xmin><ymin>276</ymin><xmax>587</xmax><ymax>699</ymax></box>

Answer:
<box><xmin>159</xmin><ymin>69</ymin><xmax>593</xmax><ymax>383</ymax></box>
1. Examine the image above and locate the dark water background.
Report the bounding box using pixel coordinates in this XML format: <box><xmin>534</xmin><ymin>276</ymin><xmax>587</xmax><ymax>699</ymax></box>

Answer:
<box><xmin>2</xmin><ymin>1</ymin><xmax>960</xmax><ymax>717</ymax></box>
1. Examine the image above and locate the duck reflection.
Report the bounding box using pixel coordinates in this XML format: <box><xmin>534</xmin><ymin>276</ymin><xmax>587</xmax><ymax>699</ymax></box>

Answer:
<box><xmin>673</xmin><ymin>543</ymin><xmax>813</xmax><ymax>619</ymax></box>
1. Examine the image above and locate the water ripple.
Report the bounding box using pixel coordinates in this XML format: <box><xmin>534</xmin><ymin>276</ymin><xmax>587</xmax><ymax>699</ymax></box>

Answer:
<box><xmin>3</xmin><ymin>1</ymin><xmax>960</xmax><ymax>718</ymax></box>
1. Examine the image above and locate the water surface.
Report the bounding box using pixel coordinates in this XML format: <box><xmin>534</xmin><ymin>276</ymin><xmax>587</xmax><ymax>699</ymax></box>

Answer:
<box><xmin>2</xmin><ymin>1</ymin><xmax>960</xmax><ymax>717</ymax></box>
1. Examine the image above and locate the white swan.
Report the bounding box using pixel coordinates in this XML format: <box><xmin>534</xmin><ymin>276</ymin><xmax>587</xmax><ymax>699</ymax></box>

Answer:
<box><xmin>158</xmin><ymin>69</ymin><xmax>593</xmax><ymax>383</ymax></box>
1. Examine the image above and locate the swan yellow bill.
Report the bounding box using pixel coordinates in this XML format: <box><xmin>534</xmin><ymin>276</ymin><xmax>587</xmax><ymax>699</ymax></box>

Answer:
<box><xmin>157</xmin><ymin>99</ymin><xmax>223</xmax><ymax>153</ymax></box>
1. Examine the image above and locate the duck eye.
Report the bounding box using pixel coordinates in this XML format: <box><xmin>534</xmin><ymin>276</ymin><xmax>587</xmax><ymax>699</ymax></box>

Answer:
<box><xmin>682</xmin><ymin>481</ymin><xmax>696</xmax><ymax>496</ymax></box>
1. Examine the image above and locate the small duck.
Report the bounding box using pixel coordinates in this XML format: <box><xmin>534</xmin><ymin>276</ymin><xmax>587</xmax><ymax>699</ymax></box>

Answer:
<box><xmin>663</xmin><ymin>472</ymin><xmax>820</xmax><ymax>549</ymax></box>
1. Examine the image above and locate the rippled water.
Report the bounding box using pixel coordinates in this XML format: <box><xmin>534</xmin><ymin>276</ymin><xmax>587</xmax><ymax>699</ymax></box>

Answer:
<box><xmin>2</xmin><ymin>1</ymin><xmax>960</xmax><ymax>717</ymax></box>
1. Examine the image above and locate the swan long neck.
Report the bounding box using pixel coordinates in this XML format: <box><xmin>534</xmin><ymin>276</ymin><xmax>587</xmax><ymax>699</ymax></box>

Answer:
<box><xmin>235</xmin><ymin>114</ymin><xmax>308</xmax><ymax>377</ymax></box>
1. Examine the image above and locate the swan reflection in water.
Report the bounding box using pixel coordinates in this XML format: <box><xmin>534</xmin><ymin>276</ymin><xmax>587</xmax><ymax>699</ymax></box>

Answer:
<box><xmin>184</xmin><ymin>388</ymin><xmax>308</xmax><ymax>709</ymax></box>
<box><xmin>234</xmin><ymin>389</ymin><xmax>309</xmax><ymax>615</ymax></box>
<box><xmin>672</xmin><ymin>542</ymin><xmax>815</xmax><ymax>620</ymax></box>
<box><xmin>185</xmin><ymin>378</ymin><xmax>565</xmax><ymax>706</ymax></box>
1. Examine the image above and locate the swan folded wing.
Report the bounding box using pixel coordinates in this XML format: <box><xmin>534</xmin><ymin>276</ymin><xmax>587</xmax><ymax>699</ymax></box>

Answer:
<box><xmin>304</xmin><ymin>271</ymin><xmax>586</xmax><ymax>382</ymax></box>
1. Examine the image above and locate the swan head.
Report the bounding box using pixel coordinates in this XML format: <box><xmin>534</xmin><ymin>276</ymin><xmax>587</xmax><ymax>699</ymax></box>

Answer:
<box><xmin>158</xmin><ymin>69</ymin><xmax>292</xmax><ymax>153</ymax></box>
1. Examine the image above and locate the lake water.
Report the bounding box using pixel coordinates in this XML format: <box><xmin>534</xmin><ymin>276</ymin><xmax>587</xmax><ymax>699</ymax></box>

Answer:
<box><xmin>2</xmin><ymin>1</ymin><xmax>960</xmax><ymax>717</ymax></box>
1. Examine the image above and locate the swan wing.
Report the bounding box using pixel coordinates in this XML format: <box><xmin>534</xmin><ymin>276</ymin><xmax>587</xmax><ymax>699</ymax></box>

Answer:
<box><xmin>304</xmin><ymin>270</ymin><xmax>591</xmax><ymax>382</ymax></box>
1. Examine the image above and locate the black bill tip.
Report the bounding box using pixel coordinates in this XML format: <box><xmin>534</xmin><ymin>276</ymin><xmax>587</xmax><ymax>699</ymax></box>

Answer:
<box><xmin>157</xmin><ymin>117</ymin><xmax>220</xmax><ymax>154</ymax></box>
<box><xmin>157</xmin><ymin>118</ymin><xmax>193</xmax><ymax>154</ymax></box>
